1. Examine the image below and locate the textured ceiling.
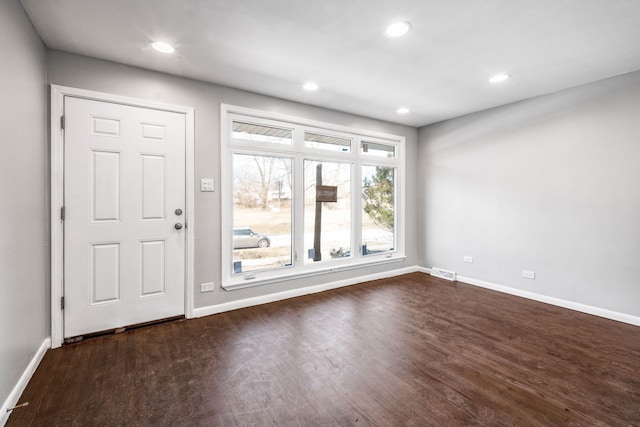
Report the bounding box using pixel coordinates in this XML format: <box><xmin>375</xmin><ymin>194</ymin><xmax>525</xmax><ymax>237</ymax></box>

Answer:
<box><xmin>21</xmin><ymin>0</ymin><xmax>640</xmax><ymax>127</ymax></box>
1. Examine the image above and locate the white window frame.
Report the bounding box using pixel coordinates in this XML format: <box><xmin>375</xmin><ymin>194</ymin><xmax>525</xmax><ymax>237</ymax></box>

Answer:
<box><xmin>221</xmin><ymin>104</ymin><xmax>405</xmax><ymax>290</ymax></box>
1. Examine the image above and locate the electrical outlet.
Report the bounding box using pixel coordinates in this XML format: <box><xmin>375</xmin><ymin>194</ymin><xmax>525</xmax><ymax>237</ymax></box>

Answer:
<box><xmin>522</xmin><ymin>270</ymin><xmax>536</xmax><ymax>280</ymax></box>
<box><xmin>463</xmin><ymin>256</ymin><xmax>473</xmax><ymax>263</ymax></box>
<box><xmin>200</xmin><ymin>282</ymin><xmax>215</xmax><ymax>292</ymax></box>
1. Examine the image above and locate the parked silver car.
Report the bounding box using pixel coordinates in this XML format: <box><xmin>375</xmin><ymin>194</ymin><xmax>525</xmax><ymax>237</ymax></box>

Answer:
<box><xmin>233</xmin><ymin>228</ymin><xmax>271</xmax><ymax>249</ymax></box>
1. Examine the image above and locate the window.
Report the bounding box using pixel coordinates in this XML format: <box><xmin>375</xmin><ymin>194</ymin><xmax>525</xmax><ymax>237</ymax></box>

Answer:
<box><xmin>222</xmin><ymin>106</ymin><xmax>404</xmax><ymax>288</ymax></box>
<box><xmin>305</xmin><ymin>132</ymin><xmax>351</xmax><ymax>152</ymax></box>
<box><xmin>304</xmin><ymin>160</ymin><xmax>351</xmax><ymax>263</ymax></box>
<box><xmin>232</xmin><ymin>154</ymin><xmax>292</xmax><ymax>274</ymax></box>
<box><xmin>362</xmin><ymin>166</ymin><xmax>395</xmax><ymax>254</ymax></box>
<box><xmin>361</xmin><ymin>140</ymin><xmax>395</xmax><ymax>158</ymax></box>
<box><xmin>232</xmin><ymin>121</ymin><xmax>292</xmax><ymax>145</ymax></box>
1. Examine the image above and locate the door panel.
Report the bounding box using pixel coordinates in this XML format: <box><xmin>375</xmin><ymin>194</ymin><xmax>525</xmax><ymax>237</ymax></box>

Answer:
<box><xmin>141</xmin><ymin>154</ymin><xmax>165</xmax><ymax>220</ymax></box>
<box><xmin>91</xmin><ymin>150</ymin><xmax>121</xmax><ymax>222</ymax></box>
<box><xmin>139</xmin><ymin>239</ymin><xmax>166</xmax><ymax>297</ymax></box>
<box><xmin>64</xmin><ymin>97</ymin><xmax>185</xmax><ymax>337</ymax></box>
<box><xmin>90</xmin><ymin>242</ymin><xmax>121</xmax><ymax>304</ymax></box>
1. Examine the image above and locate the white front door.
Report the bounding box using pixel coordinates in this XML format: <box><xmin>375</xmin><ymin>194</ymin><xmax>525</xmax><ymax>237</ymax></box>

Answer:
<box><xmin>64</xmin><ymin>96</ymin><xmax>186</xmax><ymax>338</ymax></box>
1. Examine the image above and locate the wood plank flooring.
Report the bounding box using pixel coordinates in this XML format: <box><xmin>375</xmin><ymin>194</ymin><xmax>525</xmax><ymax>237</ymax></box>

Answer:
<box><xmin>8</xmin><ymin>272</ymin><xmax>640</xmax><ymax>426</ymax></box>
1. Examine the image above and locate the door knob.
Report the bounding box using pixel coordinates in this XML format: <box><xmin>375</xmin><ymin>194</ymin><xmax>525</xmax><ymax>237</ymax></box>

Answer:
<box><xmin>175</xmin><ymin>208</ymin><xmax>183</xmax><ymax>216</ymax></box>
<box><xmin>175</xmin><ymin>223</ymin><xmax>183</xmax><ymax>230</ymax></box>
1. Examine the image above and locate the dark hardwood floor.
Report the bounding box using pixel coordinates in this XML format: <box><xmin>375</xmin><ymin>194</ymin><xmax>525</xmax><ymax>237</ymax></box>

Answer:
<box><xmin>8</xmin><ymin>272</ymin><xmax>640</xmax><ymax>426</ymax></box>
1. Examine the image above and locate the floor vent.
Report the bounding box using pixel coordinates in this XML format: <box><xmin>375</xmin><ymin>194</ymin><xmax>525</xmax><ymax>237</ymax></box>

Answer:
<box><xmin>430</xmin><ymin>267</ymin><xmax>457</xmax><ymax>282</ymax></box>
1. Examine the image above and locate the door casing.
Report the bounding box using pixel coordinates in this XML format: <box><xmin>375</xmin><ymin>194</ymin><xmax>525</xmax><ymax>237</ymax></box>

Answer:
<box><xmin>50</xmin><ymin>85</ymin><xmax>195</xmax><ymax>348</ymax></box>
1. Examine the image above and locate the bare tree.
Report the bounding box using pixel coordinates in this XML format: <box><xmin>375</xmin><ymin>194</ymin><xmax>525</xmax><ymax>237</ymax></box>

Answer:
<box><xmin>254</xmin><ymin>156</ymin><xmax>275</xmax><ymax>209</ymax></box>
<box><xmin>274</xmin><ymin>179</ymin><xmax>284</xmax><ymax>201</ymax></box>
<box><xmin>281</xmin><ymin>159</ymin><xmax>293</xmax><ymax>193</ymax></box>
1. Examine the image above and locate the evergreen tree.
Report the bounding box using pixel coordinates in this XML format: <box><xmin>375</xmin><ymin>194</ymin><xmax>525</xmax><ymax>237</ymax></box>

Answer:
<box><xmin>363</xmin><ymin>167</ymin><xmax>394</xmax><ymax>231</ymax></box>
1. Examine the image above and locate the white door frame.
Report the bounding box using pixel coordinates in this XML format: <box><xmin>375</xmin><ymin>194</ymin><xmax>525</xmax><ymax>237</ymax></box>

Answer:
<box><xmin>50</xmin><ymin>85</ymin><xmax>195</xmax><ymax>348</ymax></box>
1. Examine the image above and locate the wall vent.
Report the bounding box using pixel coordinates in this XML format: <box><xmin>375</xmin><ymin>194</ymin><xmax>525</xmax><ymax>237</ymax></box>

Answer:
<box><xmin>430</xmin><ymin>267</ymin><xmax>457</xmax><ymax>282</ymax></box>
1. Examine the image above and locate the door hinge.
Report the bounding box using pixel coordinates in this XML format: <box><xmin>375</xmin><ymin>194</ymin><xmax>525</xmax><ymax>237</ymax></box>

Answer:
<box><xmin>60</xmin><ymin>206</ymin><xmax>65</xmax><ymax>221</ymax></box>
<box><xmin>61</xmin><ymin>296</ymin><xmax>65</xmax><ymax>310</ymax></box>
<box><xmin>60</xmin><ymin>115</ymin><xmax>65</xmax><ymax>130</ymax></box>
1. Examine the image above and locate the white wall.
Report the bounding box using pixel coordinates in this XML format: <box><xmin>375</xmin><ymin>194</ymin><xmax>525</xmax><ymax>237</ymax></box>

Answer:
<box><xmin>418</xmin><ymin>71</ymin><xmax>640</xmax><ymax>319</ymax></box>
<box><xmin>0</xmin><ymin>0</ymin><xmax>48</xmax><ymax>410</ymax></box>
<box><xmin>47</xmin><ymin>50</ymin><xmax>418</xmax><ymax>309</ymax></box>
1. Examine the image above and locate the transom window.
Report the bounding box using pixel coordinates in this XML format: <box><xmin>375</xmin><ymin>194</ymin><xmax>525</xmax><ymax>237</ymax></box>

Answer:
<box><xmin>232</xmin><ymin>121</ymin><xmax>292</xmax><ymax>145</ymax></box>
<box><xmin>221</xmin><ymin>106</ymin><xmax>405</xmax><ymax>289</ymax></box>
<box><xmin>361</xmin><ymin>140</ymin><xmax>396</xmax><ymax>157</ymax></box>
<box><xmin>304</xmin><ymin>132</ymin><xmax>352</xmax><ymax>152</ymax></box>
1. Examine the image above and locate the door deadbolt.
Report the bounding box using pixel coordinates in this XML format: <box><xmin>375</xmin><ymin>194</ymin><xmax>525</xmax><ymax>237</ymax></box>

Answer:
<box><xmin>175</xmin><ymin>208</ymin><xmax>183</xmax><ymax>216</ymax></box>
<box><xmin>175</xmin><ymin>223</ymin><xmax>183</xmax><ymax>230</ymax></box>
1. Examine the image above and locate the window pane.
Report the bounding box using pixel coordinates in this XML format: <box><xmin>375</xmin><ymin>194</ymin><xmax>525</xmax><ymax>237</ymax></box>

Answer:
<box><xmin>233</xmin><ymin>154</ymin><xmax>293</xmax><ymax>273</ymax></box>
<box><xmin>362</xmin><ymin>166</ymin><xmax>395</xmax><ymax>254</ymax></box>
<box><xmin>305</xmin><ymin>132</ymin><xmax>351</xmax><ymax>152</ymax></box>
<box><xmin>233</xmin><ymin>121</ymin><xmax>292</xmax><ymax>145</ymax></box>
<box><xmin>304</xmin><ymin>160</ymin><xmax>351</xmax><ymax>263</ymax></box>
<box><xmin>361</xmin><ymin>141</ymin><xmax>395</xmax><ymax>158</ymax></box>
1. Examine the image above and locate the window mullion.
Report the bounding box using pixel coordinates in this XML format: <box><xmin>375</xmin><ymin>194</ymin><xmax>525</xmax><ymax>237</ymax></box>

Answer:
<box><xmin>293</xmin><ymin>137</ymin><xmax>305</xmax><ymax>271</ymax></box>
<box><xmin>353</xmin><ymin>161</ymin><xmax>363</xmax><ymax>260</ymax></box>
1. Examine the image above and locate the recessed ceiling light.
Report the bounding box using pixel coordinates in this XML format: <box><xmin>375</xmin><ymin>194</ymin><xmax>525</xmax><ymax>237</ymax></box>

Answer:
<box><xmin>396</xmin><ymin>107</ymin><xmax>410</xmax><ymax>114</ymax></box>
<box><xmin>489</xmin><ymin>73</ymin><xmax>511</xmax><ymax>83</ymax></box>
<box><xmin>151</xmin><ymin>41</ymin><xmax>175</xmax><ymax>54</ymax></box>
<box><xmin>385</xmin><ymin>21</ymin><xmax>412</xmax><ymax>38</ymax></box>
<box><xmin>303</xmin><ymin>82</ymin><xmax>319</xmax><ymax>91</ymax></box>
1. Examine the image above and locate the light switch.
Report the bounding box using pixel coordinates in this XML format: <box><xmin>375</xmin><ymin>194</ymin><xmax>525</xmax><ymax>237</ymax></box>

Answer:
<box><xmin>200</xmin><ymin>178</ymin><xmax>215</xmax><ymax>192</ymax></box>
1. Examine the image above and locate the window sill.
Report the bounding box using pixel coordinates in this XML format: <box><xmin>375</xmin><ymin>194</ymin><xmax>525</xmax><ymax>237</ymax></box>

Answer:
<box><xmin>222</xmin><ymin>254</ymin><xmax>406</xmax><ymax>291</ymax></box>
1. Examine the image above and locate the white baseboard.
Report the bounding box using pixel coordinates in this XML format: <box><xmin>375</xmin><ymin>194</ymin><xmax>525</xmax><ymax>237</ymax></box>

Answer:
<box><xmin>196</xmin><ymin>264</ymin><xmax>640</xmax><ymax>328</ymax></box>
<box><xmin>193</xmin><ymin>266</ymin><xmax>420</xmax><ymax>318</ymax></box>
<box><xmin>419</xmin><ymin>266</ymin><xmax>640</xmax><ymax>326</ymax></box>
<box><xmin>445</xmin><ymin>272</ymin><xmax>640</xmax><ymax>327</ymax></box>
<box><xmin>1</xmin><ymin>338</ymin><xmax>50</xmax><ymax>426</ymax></box>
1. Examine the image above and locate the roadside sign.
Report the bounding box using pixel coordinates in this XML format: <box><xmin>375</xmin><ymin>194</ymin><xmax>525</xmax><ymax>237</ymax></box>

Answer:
<box><xmin>316</xmin><ymin>185</ymin><xmax>337</xmax><ymax>202</ymax></box>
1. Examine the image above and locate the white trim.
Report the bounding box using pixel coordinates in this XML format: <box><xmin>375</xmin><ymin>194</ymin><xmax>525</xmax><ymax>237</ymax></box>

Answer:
<box><xmin>420</xmin><ymin>266</ymin><xmax>640</xmax><ymax>327</ymax></box>
<box><xmin>194</xmin><ymin>266</ymin><xmax>420</xmax><ymax>318</ymax></box>
<box><xmin>184</xmin><ymin>105</ymin><xmax>195</xmax><ymax>319</ymax></box>
<box><xmin>50</xmin><ymin>86</ymin><xmax>65</xmax><ymax>349</ymax></box>
<box><xmin>455</xmin><ymin>274</ymin><xmax>640</xmax><ymax>327</ymax></box>
<box><xmin>222</xmin><ymin>104</ymin><xmax>404</xmax><ymax>142</ymax></box>
<box><xmin>1</xmin><ymin>338</ymin><xmax>50</xmax><ymax>426</ymax></box>
<box><xmin>418</xmin><ymin>267</ymin><xmax>640</xmax><ymax>326</ymax></box>
<box><xmin>50</xmin><ymin>85</ymin><xmax>195</xmax><ymax>348</ymax></box>
<box><xmin>222</xmin><ymin>256</ymin><xmax>406</xmax><ymax>290</ymax></box>
<box><xmin>220</xmin><ymin>104</ymin><xmax>406</xmax><ymax>290</ymax></box>
<box><xmin>196</xmin><ymin>262</ymin><xmax>640</xmax><ymax>329</ymax></box>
